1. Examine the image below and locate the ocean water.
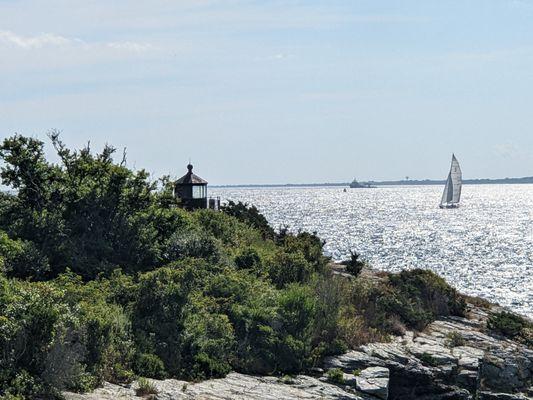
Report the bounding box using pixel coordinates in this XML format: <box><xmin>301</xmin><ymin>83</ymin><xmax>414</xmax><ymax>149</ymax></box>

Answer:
<box><xmin>211</xmin><ymin>184</ymin><xmax>533</xmax><ymax>318</ymax></box>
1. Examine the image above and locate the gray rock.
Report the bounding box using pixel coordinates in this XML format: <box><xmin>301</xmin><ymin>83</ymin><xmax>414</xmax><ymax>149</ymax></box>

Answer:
<box><xmin>64</xmin><ymin>373</ymin><xmax>368</xmax><ymax>400</ymax></box>
<box><xmin>477</xmin><ymin>391</ymin><xmax>531</xmax><ymax>400</ymax></box>
<box><xmin>456</xmin><ymin>369</ymin><xmax>478</xmax><ymax>391</ymax></box>
<box><xmin>324</xmin><ymin>350</ymin><xmax>384</xmax><ymax>370</ymax></box>
<box><xmin>355</xmin><ymin>367</ymin><xmax>389</xmax><ymax>400</ymax></box>
<box><xmin>342</xmin><ymin>372</ymin><xmax>358</xmax><ymax>387</ymax></box>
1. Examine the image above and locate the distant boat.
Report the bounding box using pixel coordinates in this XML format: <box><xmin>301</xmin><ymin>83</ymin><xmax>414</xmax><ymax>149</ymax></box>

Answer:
<box><xmin>349</xmin><ymin>179</ymin><xmax>374</xmax><ymax>188</ymax></box>
<box><xmin>439</xmin><ymin>154</ymin><xmax>462</xmax><ymax>209</ymax></box>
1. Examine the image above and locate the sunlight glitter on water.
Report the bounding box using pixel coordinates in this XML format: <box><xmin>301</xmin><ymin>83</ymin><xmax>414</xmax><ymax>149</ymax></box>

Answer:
<box><xmin>211</xmin><ymin>184</ymin><xmax>533</xmax><ymax>317</ymax></box>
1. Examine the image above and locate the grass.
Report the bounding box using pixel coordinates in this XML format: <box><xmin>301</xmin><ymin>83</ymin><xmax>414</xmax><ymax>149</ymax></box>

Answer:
<box><xmin>279</xmin><ymin>374</ymin><xmax>295</xmax><ymax>385</ymax></box>
<box><xmin>135</xmin><ymin>377</ymin><xmax>158</xmax><ymax>397</ymax></box>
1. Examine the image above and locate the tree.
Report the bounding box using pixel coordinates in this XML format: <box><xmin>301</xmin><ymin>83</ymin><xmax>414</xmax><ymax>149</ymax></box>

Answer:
<box><xmin>0</xmin><ymin>133</ymin><xmax>187</xmax><ymax>279</ymax></box>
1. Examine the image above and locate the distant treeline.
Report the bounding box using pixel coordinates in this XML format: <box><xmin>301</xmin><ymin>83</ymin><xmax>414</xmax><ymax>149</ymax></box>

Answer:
<box><xmin>213</xmin><ymin>176</ymin><xmax>533</xmax><ymax>188</ymax></box>
<box><xmin>367</xmin><ymin>176</ymin><xmax>533</xmax><ymax>186</ymax></box>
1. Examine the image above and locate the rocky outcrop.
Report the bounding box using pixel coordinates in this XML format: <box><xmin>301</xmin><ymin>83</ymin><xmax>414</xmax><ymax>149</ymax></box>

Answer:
<box><xmin>324</xmin><ymin>308</ymin><xmax>532</xmax><ymax>400</ymax></box>
<box><xmin>64</xmin><ymin>373</ymin><xmax>369</xmax><ymax>400</ymax></box>
<box><xmin>64</xmin><ymin>306</ymin><xmax>532</xmax><ymax>400</ymax></box>
<box><xmin>356</xmin><ymin>367</ymin><xmax>389</xmax><ymax>399</ymax></box>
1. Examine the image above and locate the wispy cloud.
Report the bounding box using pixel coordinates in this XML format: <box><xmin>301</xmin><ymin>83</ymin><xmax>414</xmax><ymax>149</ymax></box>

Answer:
<box><xmin>0</xmin><ymin>30</ymin><xmax>153</xmax><ymax>52</ymax></box>
<box><xmin>106</xmin><ymin>41</ymin><xmax>153</xmax><ymax>52</ymax></box>
<box><xmin>0</xmin><ymin>30</ymin><xmax>77</xmax><ymax>48</ymax></box>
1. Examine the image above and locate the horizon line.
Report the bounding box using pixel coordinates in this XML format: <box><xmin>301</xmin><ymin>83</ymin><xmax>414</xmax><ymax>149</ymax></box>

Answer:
<box><xmin>210</xmin><ymin>175</ymin><xmax>533</xmax><ymax>188</ymax></box>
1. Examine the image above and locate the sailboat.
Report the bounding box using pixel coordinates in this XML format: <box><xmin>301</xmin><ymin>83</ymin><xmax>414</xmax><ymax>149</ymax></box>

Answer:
<box><xmin>439</xmin><ymin>154</ymin><xmax>462</xmax><ymax>209</ymax></box>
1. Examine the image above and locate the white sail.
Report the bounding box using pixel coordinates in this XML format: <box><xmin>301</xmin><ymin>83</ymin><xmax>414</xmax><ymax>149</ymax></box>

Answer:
<box><xmin>440</xmin><ymin>154</ymin><xmax>462</xmax><ymax>207</ymax></box>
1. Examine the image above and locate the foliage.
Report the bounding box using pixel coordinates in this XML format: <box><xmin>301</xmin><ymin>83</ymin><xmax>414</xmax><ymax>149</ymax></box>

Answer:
<box><xmin>487</xmin><ymin>311</ymin><xmax>533</xmax><ymax>346</ymax></box>
<box><xmin>0</xmin><ymin>273</ymin><xmax>134</xmax><ymax>398</ymax></box>
<box><xmin>381</xmin><ymin>269</ymin><xmax>466</xmax><ymax>330</ymax></box>
<box><xmin>419</xmin><ymin>352</ymin><xmax>438</xmax><ymax>366</ymax></box>
<box><xmin>343</xmin><ymin>250</ymin><xmax>365</xmax><ymax>277</ymax></box>
<box><xmin>234</xmin><ymin>247</ymin><xmax>262</xmax><ymax>271</ymax></box>
<box><xmin>133</xmin><ymin>354</ymin><xmax>166</xmax><ymax>380</ymax></box>
<box><xmin>326</xmin><ymin>368</ymin><xmax>345</xmax><ymax>384</ymax></box>
<box><xmin>0</xmin><ymin>135</ymin><xmax>483</xmax><ymax>398</ymax></box>
<box><xmin>221</xmin><ymin>201</ymin><xmax>275</xmax><ymax>240</ymax></box>
<box><xmin>337</xmin><ymin>269</ymin><xmax>467</xmax><ymax>347</ymax></box>
<box><xmin>136</xmin><ymin>377</ymin><xmax>158</xmax><ymax>396</ymax></box>
<box><xmin>0</xmin><ymin>133</ymin><xmax>188</xmax><ymax>280</ymax></box>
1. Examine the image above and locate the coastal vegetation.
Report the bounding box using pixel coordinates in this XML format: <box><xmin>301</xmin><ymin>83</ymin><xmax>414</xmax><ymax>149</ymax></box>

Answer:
<box><xmin>0</xmin><ymin>135</ymin><xmax>469</xmax><ymax>399</ymax></box>
<box><xmin>487</xmin><ymin>311</ymin><xmax>533</xmax><ymax>346</ymax></box>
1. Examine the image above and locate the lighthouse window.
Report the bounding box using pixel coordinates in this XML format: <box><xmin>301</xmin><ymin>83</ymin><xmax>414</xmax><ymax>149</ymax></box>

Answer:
<box><xmin>192</xmin><ymin>185</ymin><xmax>206</xmax><ymax>199</ymax></box>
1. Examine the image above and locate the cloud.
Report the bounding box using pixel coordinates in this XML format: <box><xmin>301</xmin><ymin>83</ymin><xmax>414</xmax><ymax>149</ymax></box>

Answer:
<box><xmin>106</xmin><ymin>41</ymin><xmax>154</xmax><ymax>52</ymax></box>
<box><xmin>0</xmin><ymin>30</ymin><xmax>153</xmax><ymax>52</ymax></box>
<box><xmin>0</xmin><ymin>30</ymin><xmax>77</xmax><ymax>48</ymax></box>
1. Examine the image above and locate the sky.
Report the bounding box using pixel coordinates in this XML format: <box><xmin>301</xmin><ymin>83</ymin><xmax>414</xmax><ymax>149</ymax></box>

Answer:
<box><xmin>1</xmin><ymin>0</ymin><xmax>533</xmax><ymax>185</ymax></box>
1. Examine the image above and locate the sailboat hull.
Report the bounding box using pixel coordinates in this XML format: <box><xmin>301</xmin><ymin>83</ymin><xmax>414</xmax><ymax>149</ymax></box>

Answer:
<box><xmin>439</xmin><ymin>204</ymin><xmax>459</xmax><ymax>209</ymax></box>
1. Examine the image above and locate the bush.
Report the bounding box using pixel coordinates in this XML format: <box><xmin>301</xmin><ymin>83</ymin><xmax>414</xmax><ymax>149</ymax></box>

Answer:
<box><xmin>221</xmin><ymin>201</ymin><xmax>275</xmax><ymax>240</ymax></box>
<box><xmin>180</xmin><ymin>309</ymin><xmax>235</xmax><ymax>379</ymax></box>
<box><xmin>267</xmin><ymin>251</ymin><xmax>314</xmax><ymax>288</ymax></box>
<box><xmin>164</xmin><ymin>230</ymin><xmax>221</xmax><ymax>263</ymax></box>
<box><xmin>234</xmin><ymin>247</ymin><xmax>262</xmax><ymax>270</ymax></box>
<box><xmin>134</xmin><ymin>353</ymin><xmax>166</xmax><ymax>380</ymax></box>
<box><xmin>136</xmin><ymin>377</ymin><xmax>158</xmax><ymax>396</ymax></box>
<box><xmin>342</xmin><ymin>250</ymin><xmax>365</xmax><ymax>277</ymax></box>
<box><xmin>0</xmin><ymin>134</ymin><xmax>195</xmax><ymax>280</ymax></box>
<box><xmin>384</xmin><ymin>269</ymin><xmax>466</xmax><ymax>330</ymax></box>
<box><xmin>326</xmin><ymin>368</ymin><xmax>345</xmax><ymax>384</ymax></box>
<box><xmin>281</xmin><ymin>232</ymin><xmax>328</xmax><ymax>272</ymax></box>
<box><xmin>0</xmin><ymin>233</ymin><xmax>50</xmax><ymax>280</ymax></box>
<box><xmin>419</xmin><ymin>352</ymin><xmax>438</xmax><ymax>366</ymax></box>
<box><xmin>275</xmin><ymin>284</ymin><xmax>317</xmax><ymax>372</ymax></box>
<box><xmin>487</xmin><ymin>311</ymin><xmax>531</xmax><ymax>341</ymax></box>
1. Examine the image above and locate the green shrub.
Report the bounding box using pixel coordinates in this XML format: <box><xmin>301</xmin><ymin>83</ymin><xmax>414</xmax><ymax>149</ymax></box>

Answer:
<box><xmin>343</xmin><ymin>250</ymin><xmax>365</xmax><ymax>277</ymax></box>
<box><xmin>267</xmin><ymin>251</ymin><xmax>314</xmax><ymax>288</ymax></box>
<box><xmin>275</xmin><ymin>284</ymin><xmax>317</xmax><ymax>372</ymax></box>
<box><xmin>234</xmin><ymin>247</ymin><xmax>262</xmax><ymax>270</ymax></box>
<box><xmin>0</xmin><ymin>233</ymin><xmax>50</xmax><ymax>280</ymax></box>
<box><xmin>326</xmin><ymin>368</ymin><xmax>345</xmax><ymax>384</ymax></box>
<box><xmin>282</xmin><ymin>232</ymin><xmax>328</xmax><ymax>272</ymax></box>
<box><xmin>181</xmin><ymin>309</ymin><xmax>235</xmax><ymax>379</ymax></box>
<box><xmin>385</xmin><ymin>269</ymin><xmax>466</xmax><ymax>330</ymax></box>
<box><xmin>419</xmin><ymin>352</ymin><xmax>438</xmax><ymax>366</ymax></box>
<box><xmin>134</xmin><ymin>353</ymin><xmax>166</xmax><ymax>380</ymax></box>
<box><xmin>487</xmin><ymin>311</ymin><xmax>530</xmax><ymax>339</ymax></box>
<box><xmin>164</xmin><ymin>230</ymin><xmax>221</xmax><ymax>263</ymax></box>
<box><xmin>221</xmin><ymin>201</ymin><xmax>275</xmax><ymax>240</ymax></box>
<box><xmin>0</xmin><ymin>134</ymin><xmax>192</xmax><ymax>280</ymax></box>
<box><xmin>136</xmin><ymin>377</ymin><xmax>158</xmax><ymax>396</ymax></box>
<box><xmin>131</xmin><ymin>266</ymin><xmax>200</xmax><ymax>376</ymax></box>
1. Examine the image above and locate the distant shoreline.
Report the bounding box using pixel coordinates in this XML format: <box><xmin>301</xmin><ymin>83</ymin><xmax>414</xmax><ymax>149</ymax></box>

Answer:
<box><xmin>212</xmin><ymin>176</ymin><xmax>533</xmax><ymax>188</ymax></box>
